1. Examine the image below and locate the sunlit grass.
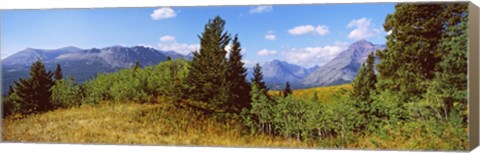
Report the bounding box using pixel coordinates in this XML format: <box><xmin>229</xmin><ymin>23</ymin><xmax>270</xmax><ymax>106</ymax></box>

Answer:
<box><xmin>2</xmin><ymin>97</ymin><xmax>317</xmax><ymax>148</ymax></box>
<box><xmin>270</xmin><ymin>84</ymin><xmax>352</xmax><ymax>103</ymax></box>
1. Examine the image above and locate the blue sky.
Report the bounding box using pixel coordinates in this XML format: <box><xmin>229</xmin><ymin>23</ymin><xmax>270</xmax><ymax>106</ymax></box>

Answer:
<box><xmin>1</xmin><ymin>3</ymin><xmax>395</xmax><ymax>68</ymax></box>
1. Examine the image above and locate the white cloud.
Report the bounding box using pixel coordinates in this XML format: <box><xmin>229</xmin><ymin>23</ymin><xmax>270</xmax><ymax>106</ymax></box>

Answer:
<box><xmin>315</xmin><ymin>25</ymin><xmax>329</xmax><ymax>36</ymax></box>
<box><xmin>158</xmin><ymin>42</ymin><xmax>199</xmax><ymax>55</ymax></box>
<box><xmin>150</xmin><ymin>7</ymin><xmax>177</xmax><ymax>20</ymax></box>
<box><xmin>284</xmin><ymin>42</ymin><xmax>348</xmax><ymax>67</ymax></box>
<box><xmin>347</xmin><ymin>17</ymin><xmax>381</xmax><ymax>40</ymax></box>
<box><xmin>160</xmin><ymin>35</ymin><xmax>176</xmax><ymax>42</ymax></box>
<box><xmin>249</xmin><ymin>6</ymin><xmax>273</xmax><ymax>14</ymax></box>
<box><xmin>257</xmin><ymin>49</ymin><xmax>278</xmax><ymax>56</ymax></box>
<box><xmin>288</xmin><ymin>25</ymin><xmax>329</xmax><ymax>36</ymax></box>
<box><xmin>264</xmin><ymin>31</ymin><xmax>276</xmax><ymax>41</ymax></box>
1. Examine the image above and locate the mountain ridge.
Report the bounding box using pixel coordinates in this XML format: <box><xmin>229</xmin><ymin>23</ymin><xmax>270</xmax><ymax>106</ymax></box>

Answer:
<box><xmin>2</xmin><ymin>40</ymin><xmax>384</xmax><ymax>94</ymax></box>
<box><xmin>301</xmin><ymin>39</ymin><xmax>385</xmax><ymax>87</ymax></box>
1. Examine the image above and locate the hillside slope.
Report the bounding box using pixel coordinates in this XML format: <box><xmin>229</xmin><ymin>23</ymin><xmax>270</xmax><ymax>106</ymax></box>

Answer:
<box><xmin>2</xmin><ymin>98</ymin><xmax>315</xmax><ymax>147</ymax></box>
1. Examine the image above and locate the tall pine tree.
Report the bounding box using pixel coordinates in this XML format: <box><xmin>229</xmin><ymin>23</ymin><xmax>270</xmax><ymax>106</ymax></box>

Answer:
<box><xmin>283</xmin><ymin>81</ymin><xmax>292</xmax><ymax>97</ymax></box>
<box><xmin>14</xmin><ymin>59</ymin><xmax>55</xmax><ymax>113</ymax></box>
<box><xmin>351</xmin><ymin>52</ymin><xmax>378</xmax><ymax>127</ymax></box>
<box><xmin>251</xmin><ymin>63</ymin><xmax>269</xmax><ymax>95</ymax></box>
<box><xmin>186</xmin><ymin>16</ymin><xmax>232</xmax><ymax>114</ymax></box>
<box><xmin>227</xmin><ymin>34</ymin><xmax>251</xmax><ymax>112</ymax></box>
<box><xmin>54</xmin><ymin>63</ymin><xmax>63</xmax><ymax>81</ymax></box>
<box><xmin>352</xmin><ymin>52</ymin><xmax>377</xmax><ymax>103</ymax></box>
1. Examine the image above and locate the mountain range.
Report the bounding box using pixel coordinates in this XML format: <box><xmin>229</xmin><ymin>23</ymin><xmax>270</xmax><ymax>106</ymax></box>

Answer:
<box><xmin>1</xmin><ymin>40</ymin><xmax>384</xmax><ymax>94</ymax></box>
<box><xmin>2</xmin><ymin>46</ymin><xmax>192</xmax><ymax>95</ymax></box>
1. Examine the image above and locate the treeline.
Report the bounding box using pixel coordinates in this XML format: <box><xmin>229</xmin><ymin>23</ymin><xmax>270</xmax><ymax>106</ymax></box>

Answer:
<box><xmin>2</xmin><ymin>3</ymin><xmax>469</xmax><ymax>150</ymax></box>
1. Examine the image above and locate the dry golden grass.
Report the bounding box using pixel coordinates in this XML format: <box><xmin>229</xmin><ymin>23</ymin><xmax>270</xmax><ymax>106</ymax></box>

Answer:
<box><xmin>2</xmin><ymin>97</ymin><xmax>320</xmax><ymax>148</ymax></box>
<box><xmin>270</xmin><ymin>84</ymin><xmax>352</xmax><ymax>103</ymax></box>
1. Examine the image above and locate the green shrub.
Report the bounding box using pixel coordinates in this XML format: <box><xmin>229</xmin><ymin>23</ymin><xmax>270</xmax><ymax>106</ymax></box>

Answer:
<box><xmin>2</xmin><ymin>92</ymin><xmax>22</xmax><ymax>117</ymax></box>
<box><xmin>51</xmin><ymin>77</ymin><xmax>83</xmax><ymax>108</ymax></box>
<box><xmin>81</xmin><ymin>59</ymin><xmax>190</xmax><ymax>105</ymax></box>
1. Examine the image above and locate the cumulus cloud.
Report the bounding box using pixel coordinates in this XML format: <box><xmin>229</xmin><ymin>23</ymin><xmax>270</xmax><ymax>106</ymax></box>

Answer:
<box><xmin>250</xmin><ymin>6</ymin><xmax>273</xmax><ymax>14</ymax></box>
<box><xmin>347</xmin><ymin>17</ymin><xmax>381</xmax><ymax>40</ymax></box>
<box><xmin>257</xmin><ymin>49</ymin><xmax>278</xmax><ymax>56</ymax></box>
<box><xmin>264</xmin><ymin>31</ymin><xmax>276</xmax><ymax>41</ymax></box>
<box><xmin>284</xmin><ymin>42</ymin><xmax>348</xmax><ymax>67</ymax></box>
<box><xmin>288</xmin><ymin>25</ymin><xmax>329</xmax><ymax>36</ymax></box>
<box><xmin>150</xmin><ymin>7</ymin><xmax>177</xmax><ymax>20</ymax></box>
<box><xmin>160</xmin><ymin>35</ymin><xmax>176</xmax><ymax>42</ymax></box>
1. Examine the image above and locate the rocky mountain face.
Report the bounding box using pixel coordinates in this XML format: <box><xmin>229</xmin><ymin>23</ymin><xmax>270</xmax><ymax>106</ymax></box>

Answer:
<box><xmin>301</xmin><ymin>39</ymin><xmax>385</xmax><ymax>87</ymax></box>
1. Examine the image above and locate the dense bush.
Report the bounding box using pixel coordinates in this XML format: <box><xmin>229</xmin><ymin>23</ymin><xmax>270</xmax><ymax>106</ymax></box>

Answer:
<box><xmin>242</xmin><ymin>85</ymin><xmax>363</xmax><ymax>146</ymax></box>
<box><xmin>51</xmin><ymin>76</ymin><xmax>84</xmax><ymax>108</ymax></box>
<box><xmin>2</xmin><ymin>92</ymin><xmax>22</xmax><ymax>117</ymax></box>
<box><xmin>81</xmin><ymin>59</ymin><xmax>190</xmax><ymax>105</ymax></box>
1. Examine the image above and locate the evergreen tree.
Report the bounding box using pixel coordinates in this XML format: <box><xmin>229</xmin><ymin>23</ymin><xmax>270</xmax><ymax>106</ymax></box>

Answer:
<box><xmin>426</xmin><ymin>3</ymin><xmax>468</xmax><ymax>120</ymax></box>
<box><xmin>167</xmin><ymin>56</ymin><xmax>172</xmax><ymax>61</ymax></box>
<box><xmin>283</xmin><ymin>81</ymin><xmax>292</xmax><ymax>97</ymax></box>
<box><xmin>376</xmin><ymin>4</ymin><xmax>445</xmax><ymax>101</ymax></box>
<box><xmin>351</xmin><ymin>52</ymin><xmax>378</xmax><ymax>129</ymax></box>
<box><xmin>134</xmin><ymin>61</ymin><xmax>141</xmax><ymax>71</ymax></box>
<box><xmin>227</xmin><ymin>34</ymin><xmax>252</xmax><ymax>112</ymax></box>
<box><xmin>352</xmin><ymin>52</ymin><xmax>377</xmax><ymax>103</ymax></box>
<box><xmin>13</xmin><ymin>59</ymin><xmax>55</xmax><ymax>113</ymax></box>
<box><xmin>54</xmin><ymin>63</ymin><xmax>63</xmax><ymax>81</ymax></box>
<box><xmin>7</xmin><ymin>85</ymin><xmax>15</xmax><ymax>96</ymax></box>
<box><xmin>186</xmin><ymin>16</ymin><xmax>232</xmax><ymax>114</ymax></box>
<box><xmin>251</xmin><ymin>63</ymin><xmax>269</xmax><ymax>94</ymax></box>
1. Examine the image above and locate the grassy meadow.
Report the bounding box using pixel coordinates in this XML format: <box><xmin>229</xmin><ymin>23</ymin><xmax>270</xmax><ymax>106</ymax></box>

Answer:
<box><xmin>2</xmin><ymin>94</ymin><xmax>326</xmax><ymax>148</ymax></box>
<box><xmin>2</xmin><ymin>84</ymin><xmax>466</xmax><ymax>150</ymax></box>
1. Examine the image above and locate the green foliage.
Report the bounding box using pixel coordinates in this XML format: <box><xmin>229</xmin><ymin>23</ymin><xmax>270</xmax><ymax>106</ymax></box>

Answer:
<box><xmin>425</xmin><ymin>3</ymin><xmax>468</xmax><ymax>122</ymax></box>
<box><xmin>242</xmin><ymin>83</ymin><xmax>272</xmax><ymax>134</ymax></box>
<box><xmin>243</xmin><ymin>84</ymin><xmax>363</xmax><ymax>145</ymax></box>
<box><xmin>351</xmin><ymin>52</ymin><xmax>377</xmax><ymax>131</ymax></box>
<box><xmin>368</xmin><ymin>91</ymin><xmax>408</xmax><ymax>131</ymax></box>
<box><xmin>2</xmin><ymin>92</ymin><xmax>22</xmax><ymax>117</ymax></box>
<box><xmin>51</xmin><ymin>76</ymin><xmax>83</xmax><ymax>108</ymax></box>
<box><xmin>377</xmin><ymin>4</ymin><xmax>445</xmax><ymax>101</ymax></box>
<box><xmin>82</xmin><ymin>59</ymin><xmax>190</xmax><ymax>105</ymax></box>
<box><xmin>352</xmin><ymin>52</ymin><xmax>377</xmax><ymax>103</ymax></box>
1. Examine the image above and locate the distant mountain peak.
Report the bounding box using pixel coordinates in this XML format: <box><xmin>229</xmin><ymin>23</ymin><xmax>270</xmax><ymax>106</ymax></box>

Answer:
<box><xmin>352</xmin><ymin>39</ymin><xmax>371</xmax><ymax>44</ymax></box>
<box><xmin>58</xmin><ymin>46</ymin><xmax>82</xmax><ymax>50</ymax></box>
<box><xmin>301</xmin><ymin>40</ymin><xmax>385</xmax><ymax>87</ymax></box>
